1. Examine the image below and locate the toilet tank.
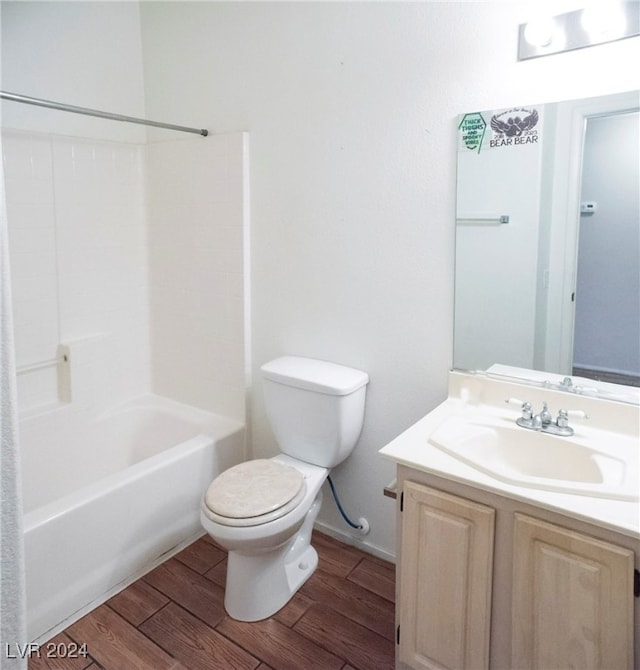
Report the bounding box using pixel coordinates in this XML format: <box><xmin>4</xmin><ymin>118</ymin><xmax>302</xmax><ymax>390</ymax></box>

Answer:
<box><xmin>260</xmin><ymin>356</ymin><xmax>369</xmax><ymax>468</ymax></box>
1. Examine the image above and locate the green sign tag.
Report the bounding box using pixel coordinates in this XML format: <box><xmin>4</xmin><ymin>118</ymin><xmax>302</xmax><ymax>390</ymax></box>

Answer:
<box><xmin>458</xmin><ymin>113</ymin><xmax>486</xmax><ymax>153</ymax></box>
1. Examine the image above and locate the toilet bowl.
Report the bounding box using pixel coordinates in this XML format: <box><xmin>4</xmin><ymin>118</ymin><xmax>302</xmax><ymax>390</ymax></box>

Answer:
<box><xmin>200</xmin><ymin>356</ymin><xmax>368</xmax><ymax>621</ymax></box>
<box><xmin>200</xmin><ymin>455</ymin><xmax>328</xmax><ymax>621</ymax></box>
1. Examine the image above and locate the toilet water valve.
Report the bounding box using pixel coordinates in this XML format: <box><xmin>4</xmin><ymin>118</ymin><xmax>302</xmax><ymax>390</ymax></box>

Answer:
<box><xmin>357</xmin><ymin>518</ymin><xmax>371</xmax><ymax>535</ymax></box>
<box><xmin>327</xmin><ymin>476</ymin><xmax>370</xmax><ymax>535</ymax></box>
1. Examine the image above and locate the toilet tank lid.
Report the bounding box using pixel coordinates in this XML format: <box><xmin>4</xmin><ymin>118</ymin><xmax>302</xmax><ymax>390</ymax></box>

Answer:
<box><xmin>261</xmin><ymin>356</ymin><xmax>369</xmax><ymax>396</ymax></box>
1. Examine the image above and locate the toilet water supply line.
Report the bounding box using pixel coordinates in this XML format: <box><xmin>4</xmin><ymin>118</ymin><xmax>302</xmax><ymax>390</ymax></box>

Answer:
<box><xmin>327</xmin><ymin>476</ymin><xmax>370</xmax><ymax>535</ymax></box>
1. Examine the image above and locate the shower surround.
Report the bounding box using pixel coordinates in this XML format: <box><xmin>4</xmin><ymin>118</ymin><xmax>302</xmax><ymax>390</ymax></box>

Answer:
<box><xmin>4</xmin><ymin>129</ymin><xmax>249</xmax><ymax>419</ymax></box>
<box><xmin>2</xmin><ymin>127</ymin><xmax>249</xmax><ymax>641</ymax></box>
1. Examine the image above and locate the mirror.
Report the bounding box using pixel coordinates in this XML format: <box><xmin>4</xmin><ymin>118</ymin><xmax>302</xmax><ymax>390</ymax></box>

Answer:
<box><xmin>454</xmin><ymin>91</ymin><xmax>640</xmax><ymax>404</ymax></box>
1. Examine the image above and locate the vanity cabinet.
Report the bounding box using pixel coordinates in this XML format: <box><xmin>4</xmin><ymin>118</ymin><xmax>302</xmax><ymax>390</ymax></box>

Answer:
<box><xmin>512</xmin><ymin>513</ymin><xmax>634</xmax><ymax>670</ymax></box>
<box><xmin>399</xmin><ymin>482</ymin><xmax>495</xmax><ymax>670</ymax></box>
<box><xmin>396</xmin><ymin>471</ymin><xmax>638</xmax><ymax>670</ymax></box>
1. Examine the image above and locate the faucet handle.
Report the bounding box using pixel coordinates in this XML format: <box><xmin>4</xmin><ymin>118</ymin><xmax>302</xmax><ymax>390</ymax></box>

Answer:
<box><xmin>557</xmin><ymin>408</ymin><xmax>589</xmax><ymax>427</ymax></box>
<box><xmin>560</xmin><ymin>376</ymin><xmax>573</xmax><ymax>389</ymax></box>
<box><xmin>505</xmin><ymin>397</ymin><xmax>532</xmax><ymax>420</ymax></box>
<box><xmin>563</xmin><ymin>409</ymin><xmax>589</xmax><ymax>419</ymax></box>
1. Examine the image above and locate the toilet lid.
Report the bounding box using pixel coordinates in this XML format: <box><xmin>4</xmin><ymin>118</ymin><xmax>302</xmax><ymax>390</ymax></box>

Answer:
<box><xmin>204</xmin><ymin>459</ymin><xmax>305</xmax><ymax>525</ymax></box>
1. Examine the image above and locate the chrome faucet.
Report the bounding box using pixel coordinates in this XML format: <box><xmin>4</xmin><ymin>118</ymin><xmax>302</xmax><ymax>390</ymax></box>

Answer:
<box><xmin>542</xmin><ymin>375</ymin><xmax>599</xmax><ymax>396</ymax></box>
<box><xmin>506</xmin><ymin>398</ymin><xmax>588</xmax><ymax>437</ymax></box>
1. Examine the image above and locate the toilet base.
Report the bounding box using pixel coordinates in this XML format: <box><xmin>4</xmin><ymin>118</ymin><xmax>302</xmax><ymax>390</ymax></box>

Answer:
<box><xmin>223</xmin><ymin>493</ymin><xmax>322</xmax><ymax>621</ymax></box>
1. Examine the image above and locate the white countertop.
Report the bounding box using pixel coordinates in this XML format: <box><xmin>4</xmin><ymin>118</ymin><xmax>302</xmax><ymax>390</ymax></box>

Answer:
<box><xmin>379</xmin><ymin>371</ymin><xmax>640</xmax><ymax>540</ymax></box>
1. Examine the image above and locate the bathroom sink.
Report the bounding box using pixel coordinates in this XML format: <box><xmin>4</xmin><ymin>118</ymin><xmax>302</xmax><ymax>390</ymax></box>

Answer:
<box><xmin>428</xmin><ymin>413</ymin><xmax>638</xmax><ymax>501</ymax></box>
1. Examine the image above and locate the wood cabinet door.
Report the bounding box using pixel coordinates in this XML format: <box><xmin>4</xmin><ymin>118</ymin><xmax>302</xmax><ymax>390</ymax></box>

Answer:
<box><xmin>512</xmin><ymin>513</ymin><xmax>635</xmax><ymax>670</ymax></box>
<box><xmin>399</xmin><ymin>481</ymin><xmax>495</xmax><ymax>670</ymax></box>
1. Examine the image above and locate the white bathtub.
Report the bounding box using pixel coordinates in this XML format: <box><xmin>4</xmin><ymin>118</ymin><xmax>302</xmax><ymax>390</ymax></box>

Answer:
<box><xmin>20</xmin><ymin>394</ymin><xmax>244</xmax><ymax>643</ymax></box>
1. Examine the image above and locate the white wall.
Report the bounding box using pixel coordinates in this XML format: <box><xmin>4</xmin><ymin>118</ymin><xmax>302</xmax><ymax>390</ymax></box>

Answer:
<box><xmin>139</xmin><ymin>1</ymin><xmax>640</xmax><ymax>558</ymax></box>
<box><xmin>1</xmin><ymin>1</ymin><xmax>146</xmax><ymax>143</ymax></box>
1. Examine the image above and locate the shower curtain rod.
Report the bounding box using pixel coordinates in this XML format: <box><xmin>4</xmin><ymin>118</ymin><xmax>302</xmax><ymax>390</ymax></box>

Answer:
<box><xmin>0</xmin><ymin>91</ymin><xmax>209</xmax><ymax>137</ymax></box>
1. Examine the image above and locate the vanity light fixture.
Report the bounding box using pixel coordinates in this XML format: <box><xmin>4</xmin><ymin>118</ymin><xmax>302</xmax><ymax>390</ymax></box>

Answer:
<box><xmin>518</xmin><ymin>1</ymin><xmax>639</xmax><ymax>60</ymax></box>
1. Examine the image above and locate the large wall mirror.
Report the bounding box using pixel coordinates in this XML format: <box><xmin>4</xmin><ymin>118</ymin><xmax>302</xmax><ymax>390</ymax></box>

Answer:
<box><xmin>454</xmin><ymin>90</ymin><xmax>639</xmax><ymax>403</ymax></box>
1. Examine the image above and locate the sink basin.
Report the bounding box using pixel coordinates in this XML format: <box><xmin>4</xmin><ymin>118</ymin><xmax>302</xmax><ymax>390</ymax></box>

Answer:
<box><xmin>428</xmin><ymin>413</ymin><xmax>638</xmax><ymax>501</ymax></box>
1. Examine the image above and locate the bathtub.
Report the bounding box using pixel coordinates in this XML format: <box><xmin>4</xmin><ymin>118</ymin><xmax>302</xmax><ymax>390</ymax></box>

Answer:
<box><xmin>20</xmin><ymin>394</ymin><xmax>244</xmax><ymax>643</ymax></box>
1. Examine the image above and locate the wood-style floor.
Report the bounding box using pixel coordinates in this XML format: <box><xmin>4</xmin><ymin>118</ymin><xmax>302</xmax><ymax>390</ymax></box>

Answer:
<box><xmin>30</xmin><ymin>531</ymin><xmax>396</xmax><ymax>670</ymax></box>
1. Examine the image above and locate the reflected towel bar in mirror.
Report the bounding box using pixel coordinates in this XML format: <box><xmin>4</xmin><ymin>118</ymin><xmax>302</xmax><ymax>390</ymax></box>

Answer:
<box><xmin>457</xmin><ymin>214</ymin><xmax>510</xmax><ymax>225</ymax></box>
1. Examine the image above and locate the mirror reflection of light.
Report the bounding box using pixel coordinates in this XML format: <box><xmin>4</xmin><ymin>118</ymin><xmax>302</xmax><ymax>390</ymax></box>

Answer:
<box><xmin>581</xmin><ymin>3</ymin><xmax>627</xmax><ymax>39</ymax></box>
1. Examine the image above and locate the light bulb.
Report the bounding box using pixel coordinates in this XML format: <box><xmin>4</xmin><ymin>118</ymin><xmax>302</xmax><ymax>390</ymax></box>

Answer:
<box><xmin>523</xmin><ymin>17</ymin><xmax>556</xmax><ymax>47</ymax></box>
<box><xmin>581</xmin><ymin>3</ymin><xmax>627</xmax><ymax>39</ymax></box>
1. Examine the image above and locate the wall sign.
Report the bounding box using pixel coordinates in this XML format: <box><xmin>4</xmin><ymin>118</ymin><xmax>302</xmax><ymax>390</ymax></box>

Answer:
<box><xmin>489</xmin><ymin>107</ymin><xmax>540</xmax><ymax>147</ymax></box>
<box><xmin>458</xmin><ymin>106</ymin><xmax>542</xmax><ymax>153</ymax></box>
<box><xmin>458</xmin><ymin>112</ymin><xmax>487</xmax><ymax>153</ymax></box>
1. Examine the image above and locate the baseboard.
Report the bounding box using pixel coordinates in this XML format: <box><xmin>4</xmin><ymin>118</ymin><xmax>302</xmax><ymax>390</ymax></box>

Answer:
<box><xmin>313</xmin><ymin>520</ymin><xmax>396</xmax><ymax>564</ymax></box>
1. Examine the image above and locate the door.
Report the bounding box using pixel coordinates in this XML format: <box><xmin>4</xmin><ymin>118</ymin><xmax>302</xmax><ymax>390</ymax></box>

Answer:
<box><xmin>512</xmin><ymin>513</ymin><xmax>634</xmax><ymax>670</ymax></box>
<box><xmin>399</xmin><ymin>482</ymin><xmax>495</xmax><ymax>670</ymax></box>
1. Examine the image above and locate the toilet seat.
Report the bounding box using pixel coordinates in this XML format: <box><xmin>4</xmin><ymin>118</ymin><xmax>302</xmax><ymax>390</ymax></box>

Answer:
<box><xmin>202</xmin><ymin>459</ymin><xmax>306</xmax><ymax>527</ymax></box>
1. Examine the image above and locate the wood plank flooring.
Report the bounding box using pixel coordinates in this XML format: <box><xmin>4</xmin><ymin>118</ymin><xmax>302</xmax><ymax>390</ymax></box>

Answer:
<box><xmin>29</xmin><ymin>531</ymin><xmax>395</xmax><ymax>670</ymax></box>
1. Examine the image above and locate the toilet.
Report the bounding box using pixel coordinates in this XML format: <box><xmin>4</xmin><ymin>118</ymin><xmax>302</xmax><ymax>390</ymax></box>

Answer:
<box><xmin>200</xmin><ymin>355</ymin><xmax>369</xmax><ymax>621</ymax></box>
